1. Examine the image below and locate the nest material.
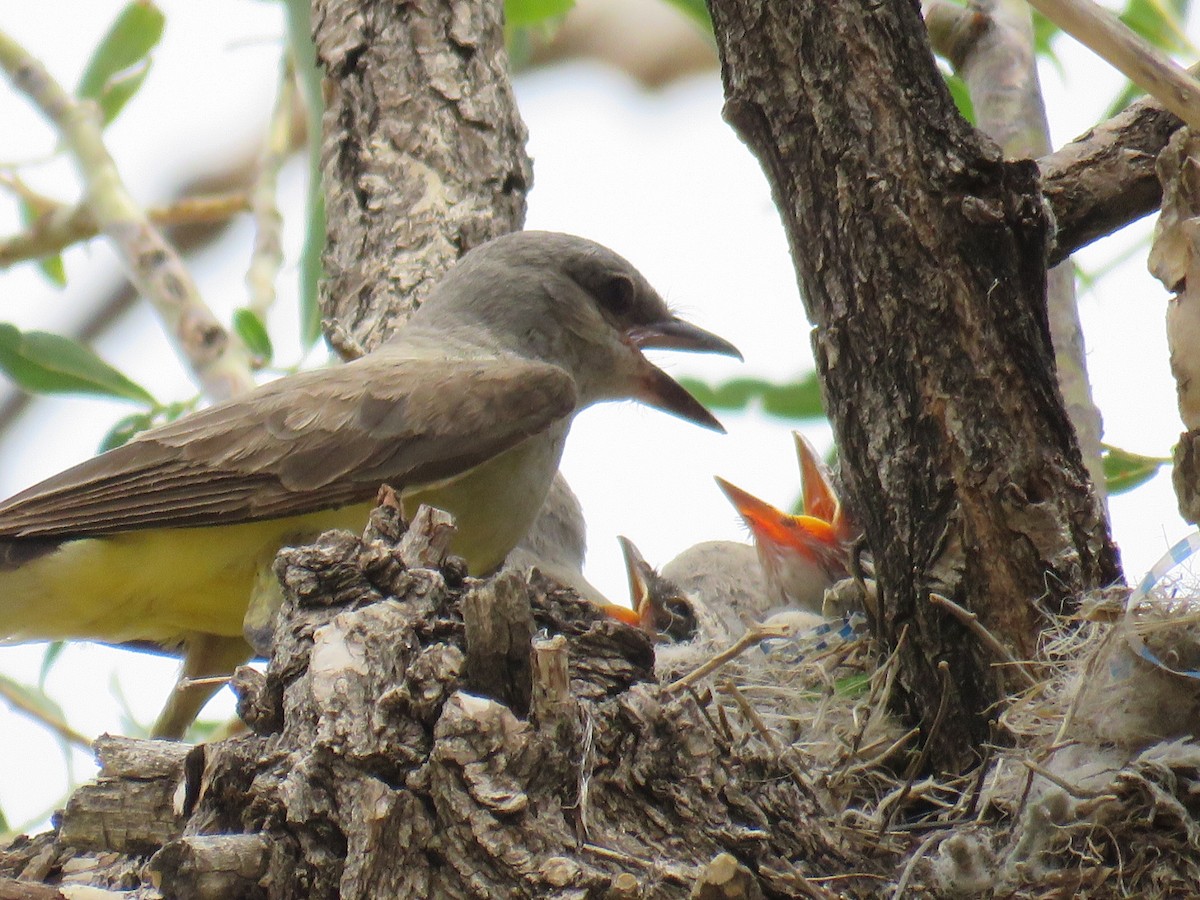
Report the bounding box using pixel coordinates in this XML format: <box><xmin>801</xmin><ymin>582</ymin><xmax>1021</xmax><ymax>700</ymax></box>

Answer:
<box><xmin>633</xmin><ymin>576</ymin><xmax>1200</xmax><ymax>898</ymax></box>
<box><xmin>4</xmin><ymin>511</ymin><xmax>1200</xmax><ymax>898</ymax></box>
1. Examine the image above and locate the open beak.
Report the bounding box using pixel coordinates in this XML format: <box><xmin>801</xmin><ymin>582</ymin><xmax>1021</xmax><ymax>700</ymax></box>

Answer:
<box><xmin>627</xmin><ymin>317</ymin><xmax>743</xmax><ymax>360</ymax></box>
<box><xmin>793</xmin><ymin>432</ymin><xmax>855</xmax><ymax>542</ymax></box>
<box><xmin>599</xmin><ymin>601</ymin><xmax>643</xmax><ymax>629</ymax></box>
<box><xmin>617</xmin><ymin>535</ymin><xmax>655</xmax><ymax>619</ymax></box>
<box><xmin>715</xmin><ymin>476</ymin><xmax>843</xmax><ymax>569</ymax></box>
<box><xmin>617</xmin><ymin>535</ymin><xmax>697</xmax><ymax>640</ymax></box>
<box><xmin>626</xmin><ymin>317</ymin><xmax>741</xmax><ymax>433</ymax></box>
<box><xmin>793</xmin><ymin>432</ymin><xmax>840</xmax><ymax>525</ymax></box>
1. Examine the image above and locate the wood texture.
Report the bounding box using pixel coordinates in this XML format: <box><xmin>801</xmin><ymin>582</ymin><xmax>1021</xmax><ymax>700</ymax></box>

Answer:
<box><xmin>313</xmin><ymin>0</ymin><xmax>532</xmax><ymax>351</ymax></box>
<box><xmin>3</xmin><ymin>525</ymin><xmax>869</xmax><ymax>897</ymax></box>
<box><xmin>708</xmin><ymin>0</ymin><xmax>1121</xmax><ymax>768</ymax></box>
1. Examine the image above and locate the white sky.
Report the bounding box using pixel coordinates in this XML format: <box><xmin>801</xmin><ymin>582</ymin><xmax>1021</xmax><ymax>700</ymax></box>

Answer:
<box><xmin>0</xmin><ymin>0</ymin><xmax>1191</xmax><ymax>828</ymax></box>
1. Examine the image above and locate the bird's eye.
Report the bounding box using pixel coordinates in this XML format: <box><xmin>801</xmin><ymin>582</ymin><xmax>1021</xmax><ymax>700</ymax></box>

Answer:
<box><xmin>599</xmin><ymin>272</ymin><xmax>636</xmax><ymax>317</ymax></box>
<box><xmin>662</xmin><ymin>599</ymin><xmax>699</xmax><ymax>642</ymax></box>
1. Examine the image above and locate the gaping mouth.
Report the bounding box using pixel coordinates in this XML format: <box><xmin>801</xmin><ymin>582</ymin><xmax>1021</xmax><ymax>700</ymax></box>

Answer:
<box><xmin>714</xmin><ymin>476</ymin><xmax>845</xmax><ymax>574</ymax></box>
<box><xmin>626</xmin><ymin>318</ymin><xmax>743</xmax><ymax>360</ymax></box>
<box><xmin>626</xmin><ymin>317</ymin><xmax>741</xmax><ymax>432</ymax></box>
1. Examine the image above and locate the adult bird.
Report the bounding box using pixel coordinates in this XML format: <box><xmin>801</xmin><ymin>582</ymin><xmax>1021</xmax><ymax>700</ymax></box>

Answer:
<box><xmin>0</xmin><ymin>231</ymin><xmax>740</xmax><ymax>736</ymax></box>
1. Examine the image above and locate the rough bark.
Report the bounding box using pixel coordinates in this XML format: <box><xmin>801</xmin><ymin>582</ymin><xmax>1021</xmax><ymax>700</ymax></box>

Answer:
<box><xmin>928</xmin><ymin>0</ymin><xmax>1109</xmax><ymax>505</ymax></box>
<box><xmin>3</xmin><ymin>511</ymin><xmax>872</xmax><ymax>898</ymax></box>
<box><xmin>707</xmin><ymin>0</ymin><xmax>1121</xmax><ymax>769</ymax></box>
<box><xmin>313</xmin><ymin>0</ymin><xmax>532</xmax><ymax>352</ymax></box>
<box><xmin>926</xmin><ymin>7</ymin><xmax>1192</xmax><ymax>266</ymax></box>
<box><xmin>7</xmin><ymin>0</ymin><xmax>1192</xmax><ymax>896</ymax></box>
<box><xmin>1041</xmin><ymin>87</ymin><xmax>1184</xmax><ymax>265</ymax></box>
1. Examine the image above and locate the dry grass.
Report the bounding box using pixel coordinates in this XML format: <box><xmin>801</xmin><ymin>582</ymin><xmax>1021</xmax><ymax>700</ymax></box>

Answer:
<box><xmin>652</xmin><ymin>585</ymin><xmax>1200</xmax><ymax>897</ymax></box>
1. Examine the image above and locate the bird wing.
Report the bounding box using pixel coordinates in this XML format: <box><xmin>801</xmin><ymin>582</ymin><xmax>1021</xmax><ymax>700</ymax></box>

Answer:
<box><xmin>0</xmin><ymin>352</ymin><xmax>577</xmax><ymax>538</ymax></box>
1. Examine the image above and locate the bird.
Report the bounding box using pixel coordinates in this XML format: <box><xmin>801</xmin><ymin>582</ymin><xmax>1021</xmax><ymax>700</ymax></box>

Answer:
<box><xmin>502</xmin><ymin>470</ymin><xmax>612</xmax><ymax>607</ymax></box>
<box><xmin>0</xmin><ymin>230</ymin><xmax>741</xmax><ymax>736</ymax></box>
<box><xmin>715</xmin><ymin>432</ymin><xmax>851</xmax><ymax>614</ymax></box>
<box><xmin>617</xmin><ymin>534</ymin><xmax>739</xmax><ymax>644</ymax></box>
<box><xmin>616</xmin><ymin>432</ymin><xmax>852</xmax><ymax>645</ymax></box>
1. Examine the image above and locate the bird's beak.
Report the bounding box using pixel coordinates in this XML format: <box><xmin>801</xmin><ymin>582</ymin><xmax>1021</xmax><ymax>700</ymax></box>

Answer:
<box><xmin>617</xmin><ymin>535</ymin><xmax>654</xmax><ymax>615</ymax></box>
<box><xmin>636</xmin><ymin>365</ymin><xmax>725</xmax><ymax>432</ymax></box>
<box><xmin>617</xmin><ymin>535</ymin><xmax>693</xmax><ymax>638</ymax></box>
<box><xmin>626</xmin><ymin>317</ymin><xmax>740</xmax><ymax>433</ymax></box>
<box><xmin>793</xmin><ymin>432</ymin><xmax>840</xmax><ymax>525</ymax></box>
<box><xmin>793</xmin><ymin>431</ymin><xmax>855</xmax><ymax>542</ymax></box>
<box><xmin>599</xmin><ymin>601</ymin><xmax>643</xmax><ymax>628</ymax></box>
<box><xmin>627</xmin><ymin>318</ymin><xmax>743</xmax><ymax>361</ymax></box>
<box><xmin>715</xmin><ymin>476</ymin><xmax>841</xmax><ymax>561</ymax></box>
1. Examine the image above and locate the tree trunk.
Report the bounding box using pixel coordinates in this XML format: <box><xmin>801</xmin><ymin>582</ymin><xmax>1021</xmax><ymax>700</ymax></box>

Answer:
<box><xmin>314</xmin><ymin>0</ymin><xmax>532</xmax><ymax>352</ymax></box>
<box><xmin>707</xmin><ymin>0</ymin><xmax>1121</xmax><ymax>770</ymax></box>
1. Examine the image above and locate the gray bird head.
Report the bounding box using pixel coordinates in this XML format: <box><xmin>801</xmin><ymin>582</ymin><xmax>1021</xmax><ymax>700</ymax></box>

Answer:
<box><xmin>409</xmin><ymin>231</ymin><xmax>741</xmax><ymax>430</ymax></box>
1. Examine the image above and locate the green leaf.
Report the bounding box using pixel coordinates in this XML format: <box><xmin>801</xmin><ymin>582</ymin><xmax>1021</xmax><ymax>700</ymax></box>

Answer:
<box><xmin>99</xmin><ymin>411</ymin><xmax>156</xmax><ymax>451</ymax></box>
<box><xmin>1032</xmin><ymin>11</ymin><xmax>1064</xmax><ymax>74</ymax></box>
<box><xmin>97</xmin><ymin>63</ymin><xmax>151</xmax><ymax>127</ymax></box>
<box><xmin>37</xmin><ymin>642</ymin><xmax>66</xmax><ymax>690</ymax></box>
<box><xmin>943</xmin><ymin>73</ymin><xmax>976</xmax><ymax>125</ymax></box>
<box><xmin>0</xmin><ymin>674</ymin><xmax>71</xmax><ymax>736</ymax></box>
<box><xmin>1102</xmin><ymin>443</ymin><xmax>1170</xmax><ymax>495</ymax></box>
<box><xmin>184</xmin><ymin>717</ymin><xmax>223</xmax><ymax>742</ymax></box>
<box><xmin>37</xmin><ymin>253</ymin><xmax>68</xmax><ymax>287</ymax></box>
<box><xmin>678</xmin><ymin>373</ymin><xmax>826</xmax><ymax>421</ymax></box>
<box><xmin>99</xmin><ymin>399</ymin><xmax>196</xmax><ymax>451</ymax></box>
<box><xmin>505</xmin><ymin>0</ymin><xmax>574</xmax><ymax>27</ymax></box>
<box><xmin>233</xmin><ymin>308</ymin><xmax>274</xmax><ymax>365</ymax></box>
<box><xmin>77</xmin><ymin>1</ymin><xmax>165</xmax><ymax>102</ymax></box>
<box><xmin>659</xmin><ymin>0</ymin><xmax>713</xmax><ymax>32</ymax></box>
<box><xmin>17</xmin><ymin>200</ymin><xmax>68</xmax><ymax>288</ymax></box>
<box><xmin>835</xmin><ymin>672</ymin><xmax>871</xmax><ymax>698</ymax></box>
<box><xmin>0</xmin><ymin>324</ymin><xmax>156</xmax><ymax>405</ymax></box>
<box><xmin>1120</xmin><ymin>0</ymin><xmax>1193</xmax><ymax>53</ymax></box>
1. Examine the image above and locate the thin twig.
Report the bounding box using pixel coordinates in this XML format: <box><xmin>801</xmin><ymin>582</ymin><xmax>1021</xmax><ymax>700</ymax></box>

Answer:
<box><xmin>245</xmin><ymin>54</ymin><xmax>297</xmax><ymax>320</ymax></box>
<box><xmin>0</xmin><ymin>678</ymin><xmax>93</xmax><ymax>751</ymax></box>
<box><xmin>581</xmin><ymin>843</ymin><xmax>695</xmax><ymax>885</ymax></box>
<box><xmin>882</xmin><ymin>660</ymin><xmax>953</xmax><ymax>832</ymax></box>
<box><xmin>890</xmin><ymin>831</ymin><xmax>944</xmax><ymax>900</ymax></box>
<box><xmin>843</xmin><ymin>726</ymin><xmax>920</xmax><ymax>778</ymax></box>
<box><xmin>685</xmin><ymin>684</ymin><xmax>729</xmax><ymax>746</ymax></box>
<box><xmin>0</xmin><ymin>28</ymin><xmax>254</xmax><ymax>400</ymax></box>
<box><xmin>1053</xmin><ymin>626</ymin><xmax>1117</xmax><ymax>745</ymax></box>
<box><xmin>850</xmin><ymin>623</ymin><xmax>907</xmax><ymax>758</ymax></box>
<box><xmin>0</xmin><ymin>192</ymin><xmax>250</xmax><ymax>268</ymax></box>
<box><xmin>178</xmin><ymin>675</ymin><xmax>232</xmax><ymax>689</ymax></box>
<box><xmin>1021</xmin><ymin>758</ymin><xmax>1113</xmax><ymax>799</ymax></box>
<box><xmin>929</xmin><ymin>592</ymin><xmax>1039</xmax><ymax>689</ymax></box>
<box><xmin>962</xmin><ymin>740</ymin><xmax>995</xmax><ymax>821</ymax></box>
<box><xmin>1023</xmin><ymin>0</ymin><xmax>1200</xmax><ymax>131</ymax></box>
<box><xmin>719</xmin><ymin>678</ymin><xmax>781</xmax><ymax>751</ymax></box>
<box><xmin>662</xmin><ymin>623</ymin><xmax>789</xmax><ymax>695</ymax></box>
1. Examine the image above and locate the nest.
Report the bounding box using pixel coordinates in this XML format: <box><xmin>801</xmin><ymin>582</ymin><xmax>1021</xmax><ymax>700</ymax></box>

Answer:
<box><xmin>652</xmin><ymin>573</ymin><xmax>1200</xmax><ymax>898</ymax></box>
<box><xmin>6</xmin><ymin>509</ymin><xmax>1200</xmax><ymax>898</ymax></box>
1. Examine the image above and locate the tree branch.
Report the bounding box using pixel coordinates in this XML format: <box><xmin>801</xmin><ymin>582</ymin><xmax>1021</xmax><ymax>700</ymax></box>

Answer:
<box><xmin>1041</xmin><ymin>81</ymin><xmax>1186</xmax><ymax>264</ymax></box>
<box><xmin>1024</xmin><ymin>0</ymin><xmax>1200</xmax><ymax>131</ymax></box>
<box><xmin>926</xmin><ymin>0</ymin><xmax>1108</xmax><ymax>502</ymax></box>
<box><xmin>0</xmin><ymin>191</ymin><xmax>249</xmax><ymax>269</ymax></box>
<box><xmin>0</xmin><ymin>29</ymin><xmax>254</xmax><ymax>401</ymax></box>
<box><xmin>313</xmin><ymin>0</ymin><xmax>532</xmax><ymax>352</ymax></box>
<box><xmin>708</xmin><ymin>0</ymin><xmax>1119</xmax><ymax>770</ymax></box>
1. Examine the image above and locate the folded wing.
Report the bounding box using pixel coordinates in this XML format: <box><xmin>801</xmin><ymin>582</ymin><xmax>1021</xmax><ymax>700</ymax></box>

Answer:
<box><xmin>0</xmin><ymin>353</ymin><xmax>577</xmax><ymax>538</ymax></box>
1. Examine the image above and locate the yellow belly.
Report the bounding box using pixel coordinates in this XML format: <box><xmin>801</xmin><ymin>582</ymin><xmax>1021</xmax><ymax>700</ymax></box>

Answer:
<box><xmin>0</xmin><ymin>430</ymin><xmax>565</xmax><ymax>647</ymax></box>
